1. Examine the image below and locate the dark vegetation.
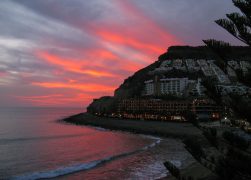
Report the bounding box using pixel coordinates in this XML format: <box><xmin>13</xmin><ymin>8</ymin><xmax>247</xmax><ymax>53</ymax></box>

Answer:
<box><xmin>203</xmin><ymin>0</ymin><xmax>251</xmax><ymax>122</ymax></box>
<box><xmin>163</xmin><ymin>161</ymin><xmax>181</xmax><ymax>179</ymax></box>
<box><xmin>203</xmin><ymin>0</ymin><xmax>251</xmax><ymax>64</ymax></box>
<box><xmin>201</xmin><ymin>77</ymin><xmax>222</xmax><ymax>104</ymax></box>
<box><xmin>223</xmin><ymin>131</ymin><xmax>250</xmax><ymax>150</ymax></box>
<box><xmin>236</xmin><ymin>70</ymin><xmax>251</xmax><ymax>87</ymax></box>
<box><xmin>183</xmin><ymin>137</ymin><xmax>205</xmax><ymax>160</ymax></box>
<box><xmin>87</xmin><ymin>96</ymin><xmax>118</xmax><ymax>115</ymax></box>
<box><xmin>191</xmin><ymin>2</ymin><xmax>251</xmax><ymax>179</ymax></box>
<box><xmin>114</xmin><ymin>60</ymin><xmax>161</xmax><ymax>98</ymax></box>
<box><xmin>202</xmin><ymin>128</ymin><xmax>218</xmax><ymax>148</ymax></box>
<box><xmin>228</xmin><ymin>94</ymin><xmax>251</xmax><ymax>122</ymax></box>
<box><xmin>215</xmin><ymin>148</ymin><xmax>251</xmax><ymax>180</ymax></box>
<box><xmin>158</xmin><ymin>46</ymin><xmax>251</xmax><ymax>61</ymax></box>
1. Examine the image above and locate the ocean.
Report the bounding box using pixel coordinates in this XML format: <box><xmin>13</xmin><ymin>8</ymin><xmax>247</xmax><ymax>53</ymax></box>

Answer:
<box><xmin>0</xmin><ymin>107</ymin><xmax>193</xmax><ymax>180</ymax></box>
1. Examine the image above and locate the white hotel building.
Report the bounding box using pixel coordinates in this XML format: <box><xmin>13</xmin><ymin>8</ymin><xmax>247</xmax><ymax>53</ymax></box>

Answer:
<box><xmin>144</xmin><ymin>80</ymin><xmax>154</xmax><ymax>96</ymax></box>
<box><xmin>144</xmin><ymin>77</ymin><xmax>189</xmax><ymax>96</ymax></box>
<box><xmin>160</xmin><ymin>78</ymin><xmax>189</xmax><ymax>95</ymax></box>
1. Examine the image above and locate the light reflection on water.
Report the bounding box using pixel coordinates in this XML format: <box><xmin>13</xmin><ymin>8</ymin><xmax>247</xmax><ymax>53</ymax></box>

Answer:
<box><xmin>0</xmin><ymin>107</ymin><xmax>193</xmax><ymax>180</ymax></box>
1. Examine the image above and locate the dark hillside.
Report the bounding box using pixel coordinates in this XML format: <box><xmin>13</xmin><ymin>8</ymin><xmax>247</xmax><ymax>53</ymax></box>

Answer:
<box><xmin>87</xmin><ymin>46</ymin><xmax>251</xmax><ymax>113</ymax></box>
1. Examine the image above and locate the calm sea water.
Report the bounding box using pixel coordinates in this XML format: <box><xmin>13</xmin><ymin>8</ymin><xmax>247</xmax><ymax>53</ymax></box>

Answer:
<box><xmin>0</xmin><ymin>107</ymin><xmax>194</xmax><ymax>180</ymax></box>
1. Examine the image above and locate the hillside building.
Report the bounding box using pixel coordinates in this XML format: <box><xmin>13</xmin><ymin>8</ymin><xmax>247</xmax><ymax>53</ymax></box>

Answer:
<box><xmin>240</xmin><ymin>61</ymin><xmax>251</xmax><ymax>75</ymax></box>
<box><xmin>228</xmin><ymin>60</ymin><xmax>240</xmax><ymax>70</ymax></box>
<box><xmin>144</xmin><ymin>80</ymin><xmax>154</xmax><ymax>96</ymax></box>
<box><xmin>191</xmin><ymin>99</ymin><xmax>221</xmax><ymax>120</ymax></box>
<box><xmin>144</xmin><ymin>76</ymin><xmax>205</xmax><ymax>97</ymax></box>
<box><xmin>227</xmin><ymin>66</ymin><xmax>238</xmax><ymax>81</ymax></box>
<box><xmin>185</xmin><ymin>59</ymin><xmax>200</xmax><ymax>72</ymax></box>
<box><xmin>210</xmin><ymin>63</ymin><xmax>231</xmax><ymax>84</ymax></box>
<box><xmin>117</xmin><ymin>98</ymin><xmax>221</xmax><ymax>121</ymax></box>
<box><xmin>160</xmin><ymin>78</ymin><xmax>189</xmax><ymax>96</ymax></box>
<box><xmin>217</xmin><ymin>84</ymin><xmax>250</xmax><ymax>96</ymax></box>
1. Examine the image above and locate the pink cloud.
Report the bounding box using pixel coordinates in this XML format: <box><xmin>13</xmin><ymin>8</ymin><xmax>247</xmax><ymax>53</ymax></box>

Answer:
<box><xmin>32</xmin><ymin>82</ymin><xmax>116</xmax><ymax>93</ymax></box>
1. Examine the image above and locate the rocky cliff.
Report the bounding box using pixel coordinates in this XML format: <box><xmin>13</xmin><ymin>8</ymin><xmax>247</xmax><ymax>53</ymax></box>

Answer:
<box><xmin>87</xmin><ymin>45</ymin><xmax>251</xmax><ymax>113</ymax></box>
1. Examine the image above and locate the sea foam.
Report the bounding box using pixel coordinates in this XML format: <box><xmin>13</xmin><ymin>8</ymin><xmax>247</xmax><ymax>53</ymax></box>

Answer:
<box><xmin>11</xmin><ymin>137</ymin><xmax>161</xmax><ymax>180</ymax></box>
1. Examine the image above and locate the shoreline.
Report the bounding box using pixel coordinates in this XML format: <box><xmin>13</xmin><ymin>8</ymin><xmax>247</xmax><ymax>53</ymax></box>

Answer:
<box><xmin>62</xmin><ymin>113</ymin><xmax>215</xmax><ymax>179</ymax></box>
<box><xmin>62</xmin><ymin>112</ymin><xmax>202</xmax><ymax>139</ymax></box>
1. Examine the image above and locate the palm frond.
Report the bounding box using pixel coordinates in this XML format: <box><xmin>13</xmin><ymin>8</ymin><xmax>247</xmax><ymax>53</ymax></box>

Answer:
<box><xmin>233</xmin><ymin>0</ymin><xmax>251</xmax><ymax>19</ymax></box>
<box><xmin>215</xmin><ymin>19</ymin><xmax>237</xmax><ymax>37</ymax></box>
<box><xmin>227</xmin><ymin>13</ymin><xmax>250</xmax><ymax>27</ymax></box>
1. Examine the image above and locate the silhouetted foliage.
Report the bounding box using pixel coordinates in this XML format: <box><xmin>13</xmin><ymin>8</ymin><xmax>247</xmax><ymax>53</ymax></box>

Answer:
<box><xmin>203</xmin><ymin>40</ymin><xmax>231</xmax><ymax>73</ymax></box>
<box><xmin>158</xmin><ymin>46</ymin><xmax>251</xmax><ymax>61</ymax></box>
<box><xmin>183</xmin><ymin>137</ymin><xmax>205</xmax><ymax>160</ymax></box>
<box><xmin>204</xmin><ymin>0</ymin><xmax>251</xmax><ymax>120</ymax></box>
<box><xmin>201</xmin><ymin>77</ymin><xmax>222</xmax><ymax>104</ymax></box>
<box><xmin>215</xmin><ymin>147</ymin><xmax>251</xmax><ymax>180</ymax></box>
<box><xmin>215</xmin><ymin>155</ymin><xmax>236</xmax><ymax>180</ymax></box>
<box><xmin>203</xmin><ymin>128</ymin><xmax>218</xmax><ymax>148</ymax></box>
<box><xmin>236</xmin><ymin>69</ymin><xmax>251</xmax><ymax>87</ymax></box>
<box><xmin>229</xmin><ymin>94</ymin><xmax>251</xmax><ymax>122</ymax></box>
<box><xmin>204</xmin><ymin>0</ymin><xmax>251</xmax><ymax>83</ymax></box>
<box><xmin>215</xmin><ymin>0</ymin><xmax>251</xmax><ymax>46</ymax></box>
<box><xmin>163</xmin><ymin>161</ymin><xmax>181</xmax><ymax>179</ymax></box>
<box><xmin>223</xmin><ymin>131</ymin><xmax>250</xmax><ymax>150</ymax></box>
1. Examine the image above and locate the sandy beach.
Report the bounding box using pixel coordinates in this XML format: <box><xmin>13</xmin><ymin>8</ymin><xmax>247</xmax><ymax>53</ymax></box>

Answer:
<box><xmin>63</xmin><ymin>113</ymin><xmax>202</xmax><ymax>139</ymax></box>
<box><xmin>62</xmin><ymin>113</ymin><xmax>216</xmax><ymax>179</ymax></box>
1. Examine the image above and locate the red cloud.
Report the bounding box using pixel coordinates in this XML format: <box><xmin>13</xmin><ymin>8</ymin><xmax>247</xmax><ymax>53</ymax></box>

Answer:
<box><xmin>10</xmin><ymin>1</ymin><xmax>183</xmax><ymax>107</ymax></box>
<box><xmin>96</xmin><ymin>30</ymin><xmax>164</xmax><ymax>54</ymax></box>
<box><xmin>32</xmin><ymin>82</ymin><xmax>116</xmax><ymax>92</ymax></box>
<box><xmin>37</xmin><ymin>51</ymin><xmax>116</xmax><ymax>77</ymax></box>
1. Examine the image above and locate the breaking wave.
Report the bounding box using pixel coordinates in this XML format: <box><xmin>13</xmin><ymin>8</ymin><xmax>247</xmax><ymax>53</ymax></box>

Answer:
<box><xmin>11</xmin><ymin>137</ymin><xmax>161</xmax><ymax>180</ymax></box>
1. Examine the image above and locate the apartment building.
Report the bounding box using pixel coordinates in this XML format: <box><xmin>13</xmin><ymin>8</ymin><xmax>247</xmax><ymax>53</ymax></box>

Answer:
<box><xmin>191</xmin><ymin>99</ymin><xmax>221</xmax><ymax>120</ymax></box>
<box><xmin>210</xmin><ymin>63</ymin><xmax>231</xmax><ymax>84</ymax></box>
<box><xmin>185</xmin><ymin>59</ymin><xmax>200</xmax><ymax>72</ymax></box>
<box><xmin>144</xmin><ymin>77</ymin><xmax>189</xmax><ymax>96</ymax></box>
<box><xmin>217</xmin><ymin>84</ymin><xmax>250</xmax><ymax>95</ymax></box>
<box><xmin>117</xmin><ymin>98</ymin><xmax>221</xmax><ymax>121</ymax></box>
<box><xmin>144</xmin><ymin>77</ymin><xmax>206</xmax><ymax>97</ymax></box>
<box><xmin>117</xmin><ymin>99</ymin><xmax>190</xmax><ymax>121</ymax></box>
<box><xmin>240</xmin><ymin>61</ymin><xmax>251</xmax><ymax>75</ymax></box>
<box><xmin>145</xmin><ymin>80</ymin><xmax>154</xmax><ymax>96</ymax></box>
<box><xmin>228</xmin><ymin>60</ymin><xmax>240</xmax><ymax>70</ymax></box>
<box><xmin>160</xmin><ymin>78</ymin><xmax>189</xmax><ymax>96</ymax></box>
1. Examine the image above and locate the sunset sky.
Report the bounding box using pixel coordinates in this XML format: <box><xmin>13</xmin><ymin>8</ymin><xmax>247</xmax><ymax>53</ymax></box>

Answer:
<box><xmin>0</xmin><ymin>0</ymin><xmax>243</xmax><ymax>107</ymax></box>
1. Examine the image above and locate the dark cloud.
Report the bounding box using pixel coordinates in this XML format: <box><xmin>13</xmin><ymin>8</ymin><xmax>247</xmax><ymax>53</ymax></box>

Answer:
<box><xmin>0</xmin><ymin>0</ymin><xmax>244</xmax><ymax>107</ymax></box>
